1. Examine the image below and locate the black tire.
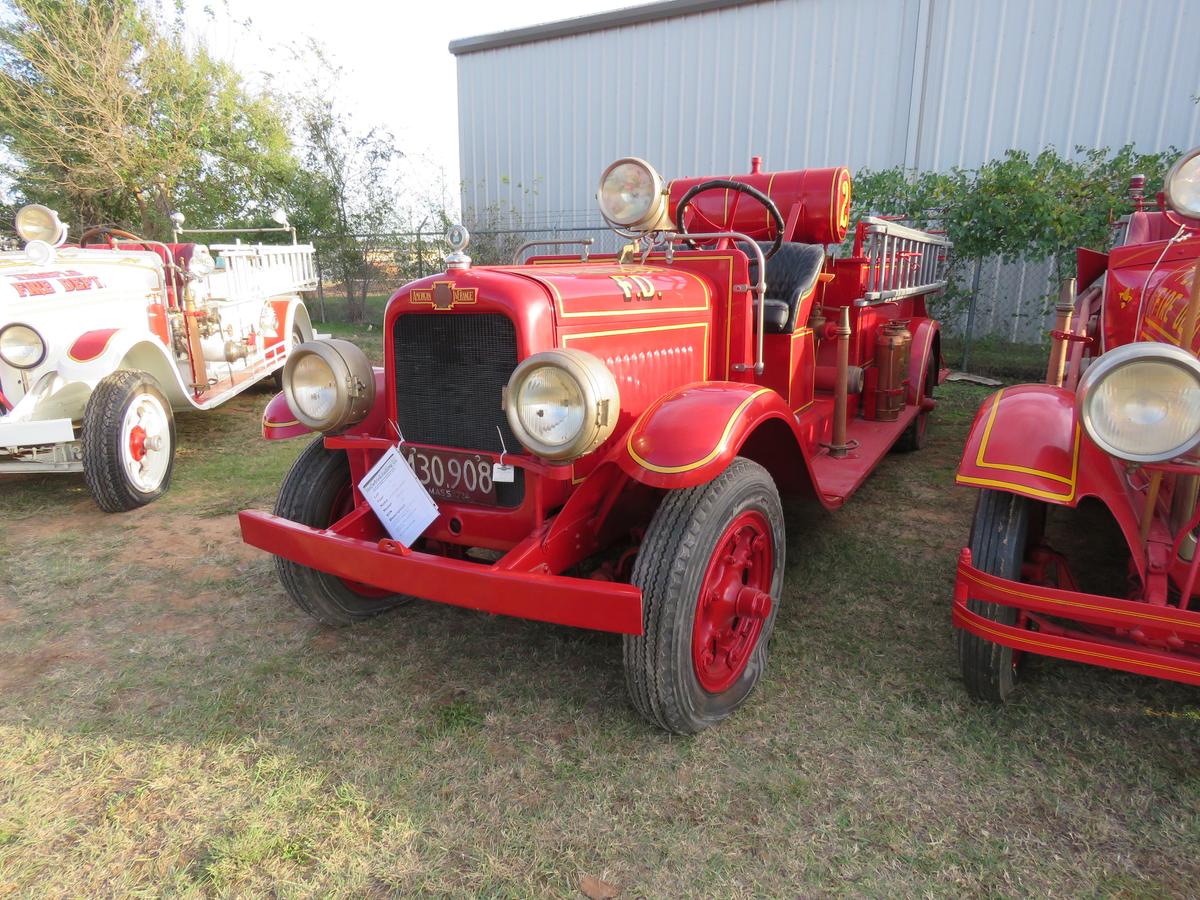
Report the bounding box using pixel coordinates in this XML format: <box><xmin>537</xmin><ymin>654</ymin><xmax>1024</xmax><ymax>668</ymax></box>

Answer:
<box><xmin>895</xmin><ymin>352</ymin><xmax>935</xmax><ymax>452</ymax></box>
<box><xmin>273</xmin><ymin>436</ymin><xmax>408</xmax><ymax>626</ymax></box>
<box><xmin>624</xmin><ymin>457</ymin><xmax>786</xmax><ymax>734</ymax></box>
<box><xmin>959</xmin><ymin>489</ymin><xmax>1037</xmax><ymax>702</ymax></box>
<box><xmin>82</xmin><ymin>370</ymin><xmax>176</xmax><ymax>512</ymax></box>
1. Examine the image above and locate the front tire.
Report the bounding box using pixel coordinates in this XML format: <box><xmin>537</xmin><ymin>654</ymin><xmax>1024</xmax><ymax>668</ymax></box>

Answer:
<box><xmin>82</xmin><ymin>370</ymin><xmax>176</xmax><ymax>512</ymax></box>
<box><xmin>959</xmin><ymin>489</ymin><xmax>1038</xmax><ymax>702</ymax></box>
<box><xmin>624</xmin><ymin>457</ymin><xmax>786</xmax><ymax>734</ymax></box>
<box><xmin>273</xmin><ymin>436</ymin><xmax>408</xmax><ymax>626</ymax></box>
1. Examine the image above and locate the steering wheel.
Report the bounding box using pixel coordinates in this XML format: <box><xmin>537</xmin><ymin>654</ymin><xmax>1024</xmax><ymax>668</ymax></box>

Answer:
<box><xmin>675</xmin><ymin>179</ymin><xmax>785</xmax><ymax>260</ymax></box>
<box><xmin>79</xmin><ymin>225</ymin><xmax>147</xmax><ymax>246</ymax></box>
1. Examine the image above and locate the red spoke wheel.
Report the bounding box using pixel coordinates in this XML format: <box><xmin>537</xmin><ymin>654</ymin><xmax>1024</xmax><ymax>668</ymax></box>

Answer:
<box><xmin>273</xmin><ymin>436</ymin><xmax>410</xmax><ymax>626</ymax></box>
<box><xmin>959</xmin><ymin>489</ymin><xmax>1044</xmax><ymax>702</ymax></box>
<box><xmin>692</xmin><ymin>511</ymin><xmax>774</xmax><ymax>693</ymax></box>
<box><xmin>625</xmin><ymin>457</ymin><xmax>785</xmax><ymax>734</ymax></box>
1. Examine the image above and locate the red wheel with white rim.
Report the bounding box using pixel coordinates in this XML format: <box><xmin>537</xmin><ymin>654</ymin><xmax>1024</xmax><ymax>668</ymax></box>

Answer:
<box><xmin>625</xmin><ymin>457</ymin><xmax>785</xmax><ymax>733</ymax></box>
<box><xmin>273</xmin><ymin>436</ymin><xmax>410</xmax><ymax>625</ymax></box>
<box><xmin>82</xmin><ymin>370</ymin><xmax>176</xmax><ymax>512</ymax></box>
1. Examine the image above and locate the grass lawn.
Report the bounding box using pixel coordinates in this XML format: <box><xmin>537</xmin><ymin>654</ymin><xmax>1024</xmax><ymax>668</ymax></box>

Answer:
<box><xmin>0</xmin><ymin>307</ymin><xmax>1197</xmax><ymax>896</ymax></box>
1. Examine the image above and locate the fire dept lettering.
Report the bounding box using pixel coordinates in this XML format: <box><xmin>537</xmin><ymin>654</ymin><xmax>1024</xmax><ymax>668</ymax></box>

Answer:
<box><xmin>9</xmin><ymin>269</ymin><xmax>104</xmax><ymax>297</ymax></box>
<box><xmin>1140</xmin><ymin>266</ymin><xmax>1196</xmax><ymax>345</ymax></box>
<box><xmin>610</xmin><ymin>274</ymin><xmax>656</xmax><ymax>301</ymax></box>
<box><xmin>410</xmin><ymin>281</ymin><xmax>477</xmax><ymax>310</ymax></box>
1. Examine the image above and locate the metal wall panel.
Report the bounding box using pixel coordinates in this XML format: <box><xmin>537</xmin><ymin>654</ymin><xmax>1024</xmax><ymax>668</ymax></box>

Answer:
<box><xmin>457</xmin><ymin>0</ymin><xmax>1198</xmax><ymax>222</ymax></box>
<box><xmin>456</xmin><ymin>0</ymin><xmax>922</xmax><ymax>223</ymax></box>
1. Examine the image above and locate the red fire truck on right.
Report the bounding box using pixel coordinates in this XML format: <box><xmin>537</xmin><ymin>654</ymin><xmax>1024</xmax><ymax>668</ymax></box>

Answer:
<box><xmin>953</xmin><ymin>145</ymin><xmax>1200</xmax><ymax>701</ymax></box>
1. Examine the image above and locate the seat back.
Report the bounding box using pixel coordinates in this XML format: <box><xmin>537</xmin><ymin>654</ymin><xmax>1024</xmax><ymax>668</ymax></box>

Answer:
<box><xmin>739</xmin><ymin>241</ymin><xmax>826</xmax><ymax>333</ymax></box>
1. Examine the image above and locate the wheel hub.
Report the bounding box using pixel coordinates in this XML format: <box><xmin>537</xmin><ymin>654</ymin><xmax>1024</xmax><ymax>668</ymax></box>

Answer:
<box><xmin>692</xmin><ymin>510</ymin><xmax>774</xmax><ymax>693</ymax></box>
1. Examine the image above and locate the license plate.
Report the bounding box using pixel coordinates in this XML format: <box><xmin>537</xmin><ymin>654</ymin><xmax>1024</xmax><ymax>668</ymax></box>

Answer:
<box><xmin>401</xmin><ymin>447</ymin><xmax>497</xmax><ymax>506</ymax></box>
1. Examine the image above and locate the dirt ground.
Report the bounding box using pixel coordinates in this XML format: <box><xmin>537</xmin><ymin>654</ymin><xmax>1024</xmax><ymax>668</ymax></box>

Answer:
<box><xmin>0</xmin><ymin>377</ymin><xmax>1198</xmax><ymax>897</ymax></box>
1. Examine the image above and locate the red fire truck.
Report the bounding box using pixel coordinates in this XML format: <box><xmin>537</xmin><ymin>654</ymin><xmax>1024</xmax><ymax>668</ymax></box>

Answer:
<box><xmin>954</xmin><ymin>146</ymin><xmax>1200</xmax><ymax>701</ymax></box>
<box><xmin>240</xmin><ymin>156</ymin><xmax>950</xmax><ymax>732</ymax></box>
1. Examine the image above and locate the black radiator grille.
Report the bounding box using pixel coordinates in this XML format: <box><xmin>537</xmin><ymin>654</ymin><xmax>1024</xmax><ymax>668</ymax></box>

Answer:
<box><xmin>392</xmin><ymin>312</ymin><xmax>520</xmax><ymax>456</ymax></box>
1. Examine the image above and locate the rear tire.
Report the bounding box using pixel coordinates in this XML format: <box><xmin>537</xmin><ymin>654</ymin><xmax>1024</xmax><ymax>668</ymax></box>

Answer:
<box><xmin>624</xmin><ymin>457</ymin><xmax>786</xmax><ymax>733</ymax></box>
<box><xmin>82</xmin><ymin>370</ymin><xmax>176</xmax><ymax>512</ymax></box>
<box><xmin>273</xmin><ymin>436</ymin><xmax>409</xmax><ymax>626</ymax></box>
<box><xmin>895</xmin><ymin>353</ymin><xmax>935</xmax><ymax>452</ymax></box>
<box><xmin>959</xmin><ymin>489</ymin><xmax>1036</xmax><ymax>702</ymax></box>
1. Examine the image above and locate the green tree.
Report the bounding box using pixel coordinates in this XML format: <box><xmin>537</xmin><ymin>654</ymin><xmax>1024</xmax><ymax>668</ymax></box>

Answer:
<box><xmin>286</xmin><ymin>42</ymin><xmax>405</xmax><ymax>322</ymax></box>
<box><xmin>0</xmin><ymin>0</ymin><xmax>298</xmax><ymax>238</ymax></box>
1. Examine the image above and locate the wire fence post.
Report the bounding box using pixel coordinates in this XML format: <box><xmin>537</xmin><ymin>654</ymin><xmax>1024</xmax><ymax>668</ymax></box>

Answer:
<box><xmin>961</xmin><ymin>256</ymin><xmax>984</xmax><ymax>372</ymax></box>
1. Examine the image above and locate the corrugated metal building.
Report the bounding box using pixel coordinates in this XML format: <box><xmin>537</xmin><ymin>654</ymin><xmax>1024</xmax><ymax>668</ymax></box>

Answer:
<box><xmin>451</xmin><ymin>0</ymin><xmax>1200</xmax><ymax>340</ymax></box>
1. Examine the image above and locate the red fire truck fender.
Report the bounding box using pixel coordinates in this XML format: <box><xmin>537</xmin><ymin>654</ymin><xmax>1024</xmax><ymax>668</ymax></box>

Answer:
<box><xmin>58</xmin><ymin>327</ymin><xmax>194</xmax><ymax>408</ymax></box>
<box><xmin>616</xmin><ymin>382</ymin><xmax>812</xmax><ymax>491</ymax></box>
<box><xmin>262</xmin><ymin>368</ymin><xmax>389</xmax><ymax>440</ymax></box>
<box><xmin>906</xmin><ymin>319</ymin><xmax>941</xmax><ymax>404</ymax></box>
<box><xmin>955</xmin><ymin>384</ymin><xmax>1143</xmax><ymax>557</ymax></box>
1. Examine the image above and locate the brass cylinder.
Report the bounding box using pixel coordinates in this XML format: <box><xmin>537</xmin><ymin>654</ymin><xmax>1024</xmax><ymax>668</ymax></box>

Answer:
<box><xmin>830</xmin><ymin>307</ymin><xmax>852</xmax><ymax>458</ymax></box>
<box><xmin>874</xmin><ymin>319</ymin><xmax>912</xmax><ymax>422</ymax></box>
<box><xmin>1046</xmin><ymin>278</ymin><xmax>1076</xmax><ymax>387</ymax></box>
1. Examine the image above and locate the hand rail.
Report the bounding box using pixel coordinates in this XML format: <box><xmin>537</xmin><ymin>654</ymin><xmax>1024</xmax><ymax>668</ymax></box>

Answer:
<box><xmin>660</xmin><ymin>231</ymin><xmax>767</xmax><ymax>374</ymax></box>
<box><xmin>511</xmin><ymin>238</ymin><xmax>593</xmax><ymax>265</ymax></box>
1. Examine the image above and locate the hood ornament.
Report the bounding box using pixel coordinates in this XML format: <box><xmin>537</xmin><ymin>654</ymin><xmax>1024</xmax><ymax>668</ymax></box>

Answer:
<box><xmin>445</xmin><ymin>224</ymin><xmax>471</xmax><ymax>270</ymax></box>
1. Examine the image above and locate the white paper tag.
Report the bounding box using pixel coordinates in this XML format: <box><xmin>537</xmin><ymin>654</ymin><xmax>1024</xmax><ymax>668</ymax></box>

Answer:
<box><xmin>492</xmin><ymin>463</ymin><xmax>515</xmax><ymax>483</ymax></box>
<box><xmin>358</xmin><ymin>446</ymin><xmax>439</xmax><ymax>546</ymax></box>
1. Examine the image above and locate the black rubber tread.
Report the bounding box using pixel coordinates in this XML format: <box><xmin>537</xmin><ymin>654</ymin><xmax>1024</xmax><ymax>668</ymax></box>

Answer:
<box><xmin>895</xmin><ymin>352</ymin><xmax>935</xmax><ymax>453</ymax></box>
<box><xmin>273</xmin><ymin>436</ymin><xmax>409</xmax><ymax>626</ymax></box>
<box><xmin>958</xmin><ymin>489</ymin><xmax>1032</xmax><ymax>702</ymax></box>
<box><xmin>624</xmin><ymin>457</ymin><xmax>786</xmax><ymax>734</ymax></box>
<box><xmin>82</xmin><ymin>370</ymin><xmax>176</xmax><ymax>513</ymax></box>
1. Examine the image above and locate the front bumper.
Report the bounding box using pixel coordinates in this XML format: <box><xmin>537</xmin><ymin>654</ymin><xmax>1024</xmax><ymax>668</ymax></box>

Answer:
<box><xmin>952</xmin><ymin>549</ymin><xmax>1200</xmax><ymax>686</ymax></box>
<box><xmin>239</xmin><ymin>510</ymin><xmax>645</xmax><ymax>634</ymax></box>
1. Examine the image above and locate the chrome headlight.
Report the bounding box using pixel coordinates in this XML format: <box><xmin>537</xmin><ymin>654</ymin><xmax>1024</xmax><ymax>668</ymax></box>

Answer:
<box><xmin>1165</xmin><ymin>146</ymin><xmax>1200</xmax><ymax>220</ymax></box>
<box><xmin>0</xmin><ymin>323</ymin><xmax>47</xmax><ymax>369</ymax></box>
<box><xmin>1077</xmin><ymin>342</ymin><xmax>1200</xmax><ymax>462</ymax></box>
<box><xmin>14</xmin><ymin>204</ymin><xmax>67</xmax><ymax>245</ymax></box>
<box><xmin>504</xmin><ymin>349</ymin><xmax>619</xmax><ymax>461</ymax></box>
<box><xmin>282</xmin><ymin>339</ymin><xmax>375</xmax><ymax>432</ymax></box>
<box><xmin>597</xmin><ymin>157</ymin><xmax>667</xmax><ymax>230</ymax></box>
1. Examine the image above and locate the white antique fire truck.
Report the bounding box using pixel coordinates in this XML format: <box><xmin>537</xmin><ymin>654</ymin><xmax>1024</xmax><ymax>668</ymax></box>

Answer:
<box><xmin>0</xmin><ymin>204</ymin><xmax>317</xmax><ymax>510</ymax></box>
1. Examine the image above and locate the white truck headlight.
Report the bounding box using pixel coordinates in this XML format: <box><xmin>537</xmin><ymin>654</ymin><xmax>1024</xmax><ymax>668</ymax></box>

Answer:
<box><xmin>597</xmin><ymin>157</ymin><xmax>667</xmax><ymax>230</ymax></box>
<box><xmin>282</xmin><ymin>339</ymin><xmax>375</xmax><ymax>432</ymax></box>
<box><xmin>1077</xmin><ymin>342</ymin><xmax>1200</xmax><ymax>462</ymax></box>
<box><xmin>0</xmin><ymin>323</ymin><xmax>47</xmax><ymax>369</ymax></box>
<box><xmin>14</xmin><ymin>204</ymin><xmax>67</xmax><ymax>245</ymax></box>
<box><xmin>1165</xmin><ymin>146</ymin><xmax>1200</xmax><ymax>219</ymax></box>
<box><xmin>505</xmin><ymin>349</ymin><xmax>619</xmax><ymax>461</ymax></box>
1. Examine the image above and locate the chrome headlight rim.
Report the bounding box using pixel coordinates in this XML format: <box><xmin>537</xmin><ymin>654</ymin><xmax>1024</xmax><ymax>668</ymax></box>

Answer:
<box><xmin>0</xmin><ymin>322</ymin><xmax>48</xmax><ymax>369</ymax></box>
<box><xmin>1164</xmin><ymin>146</ymin><xmax>1200</xmax><ymax>221</ymax></box>
<box><xmin>504</xmin><ymin>348</ymin><xmax>619</xmax><ymax>462</ymax></box>
<box><xmin>596</xmin><ymin>157</ymin><xmax>667</xmax><ymax>230</ymax></box>
<box><xmin>1077</xmin><ymin>342</ymin><xmax>1200</xmax><ymax>463</ymax></box>
<box><xmin>282</xmin><ymin>338</ymin><xmax>375</xmax><ymax>433</ymax></box>
<box><xmin>14</xmin><ymin>204</ymin><xmax>67</xmax><ymax>246</ymax></box>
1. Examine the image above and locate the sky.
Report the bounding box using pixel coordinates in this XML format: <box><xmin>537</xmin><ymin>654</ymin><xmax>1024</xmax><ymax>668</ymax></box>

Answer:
<box><xmin>190</xmin><ymin>0</ymin><xmax>625</xmax><ymax>215</ymax></box>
